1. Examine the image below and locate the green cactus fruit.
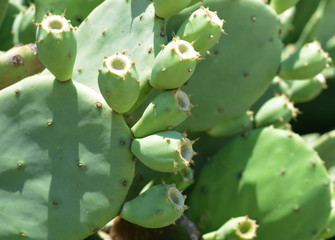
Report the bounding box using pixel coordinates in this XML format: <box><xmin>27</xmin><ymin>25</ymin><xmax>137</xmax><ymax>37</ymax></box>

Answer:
<box><xmin>149</xmin><ymin>38</ymin><xmax>200</xmax><ymax>90</ymax></box>
<box><xmin>187</xmin><ymin>127</ymin><xmax>331</xmax><ymax>240</ymax></box>
<box><xmin>153</xmin><ymin>0</ymin><xmax>191</xmax><ymax>19</ymax></box>
<box><xmin>203</xmin><ymin>216</ymin><xmax>258</xmax><ymax>240</ymax></box>
<box><xmin>35</xmin><ymin>0</ymin><xmax>104</xmax><ymax>26</ymax></box>
<box><xmin>177</xmin><ymin>6</ymin><xmax>225</xmax><ymax>53</ymax></box>
<box><xmin>120</xmin><ymin>184</ymin><xmax>187</xmax><ymax>228</ymax></box>
<box><xmin>131</xmin><ymin>89</ymin><xmax>192</xmax><ymax>138</ymax></box>
<box><xmin>0</xmin><ymin>73</ymin><xmax>135</xmax><ymax>240</ymax></box>
<box><xmin>12</xmin><ymin>3</ymin><xmax>36</xmax><ymax>45</ymax></box>
<box><xmin>0</xmin><ymin>43</ymin><xmax>45</xmax><ymax>89</ymax></box>
<box><xmin>282</xmin><ymin>74</ymin><xmax>327</xmax><ymax>103</ymax></box>
<box><xmin>207</xmin><ymin>111</ymin><xmax>254</xmax><ymax>137</ymax></box>
<box><xmin>167</xmin><ymin>0</ymin><xmax>282</xmax><ymax>132</ymax></box>
<box><xmin>0</xmin><ymin>0</ymin><xmax>9</xmax><ymax>28</ymax></box>
<box><xmin>98</xmin><ymin>52</ymin><xmax>140</xmax><ymax>113</ymax></box>
<box><xmin>270</xmin><ymin>0</ymin><xmax>300</xmax><ymax>14</ymax></box>
<box><xmin>312</xmin><ymin>130</ymin><xmax>335</xmax><ymax>169</ymax></box>
<box><xmin>131</xmin><ymin>131</ymin><xmax>196</xmax><ymax>173</ymax></box>
<box><xmin>36</xmin><ymin>14</ymin><xmax>77</xmax><ymax>81</ymax></box>
<box><xmin>255</xmin><ymin>95</ymin><xmax>299</xmax><ymax>128</ymax></box>
<box><xmin>279</xmin><ymin>41</ymin><xmax>330</xmax><ymax>80</ymax></box>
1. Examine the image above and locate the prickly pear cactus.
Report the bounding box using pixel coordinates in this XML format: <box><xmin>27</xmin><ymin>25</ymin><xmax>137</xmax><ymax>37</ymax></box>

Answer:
<box><xmin>187</xmin><ymin>127</ymin><xmax>331</xmax><ymax>240</ymax></box>
<box><xmin>0</xmin><ymin>73</ymin><xmax>135</xmax><ymax>239</ymax></box>
<box><xmin>169</xmin><ymin>0</ymin><xmax>282</xmax><ymax>132</ymax></box>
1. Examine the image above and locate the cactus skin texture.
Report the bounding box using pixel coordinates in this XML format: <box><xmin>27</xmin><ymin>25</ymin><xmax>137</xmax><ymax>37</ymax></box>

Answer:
<box><xmin>153</xmin><ymin>0</ymin><xmax>191</xmax><ymax>19</ymax></box>
<box><xmin>131</xmin><ymin>89</ymin><xmax>192</xmax><ymax>138</ymax></box>
<box><xmin>149</xmin><ymin>38</ymin><xmax>200</xmax><ymax>90</ymax></box>
<box><xmin>0</xmin><ymin>43</ymin><xmax>45</xmax><ymax>89</ymax></box>
<box><xmin>120</xmin><ymin>184</ymin><xmax>187</xmax><ymax>228</ymax></box>
<box><xmin>36</xmin><ymin>14</ymin><xmax>77</xmax><ymax>81</ymax></box>
<box><xmin>279</xmin><ymin>41</ymin><xmax>330</xmax><ymax>80</ymax></box>
<box><xmin>131</xmin><ymin>131</ymin><xmax>195</xmax><ymax>173</ymax></box>
<box><xmin>0</xmin><ymin>73</ymin><xmax>136</xmax><ymax>240</ymax></box>
<box><xmin>177</xmin><ymin>6</ymin><xmax>224</xmax><ymax>53</ymax></box>
<box><xmin>168</xmin><ymin>0</ymin><xmax>282</xmax><ymax>132</ymax></box>
<box><xmin>202</xmin><ymin>216</ymin><xmax>258</xmax><ymax>240</ymax></box>
<box><xmin>187</xmin><ymin>127</ymin><xmax>331</xmax><ymax>240</ymax></box>
<box><xmin>98</xmin><ymin>52</ymin><xmax>140</xmax><ymax>113</ymax></box>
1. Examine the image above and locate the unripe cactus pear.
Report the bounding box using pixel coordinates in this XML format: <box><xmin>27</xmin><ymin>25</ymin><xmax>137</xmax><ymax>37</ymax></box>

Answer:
<box><xmin>131</xmin><ymin>89</ymin><xmax>193</xmax><ymax>138</ymax></box>
<box><xmin>177</xmin><ymin>6</ymin><xmax>225</xmax><ymax>53</ymax></box>
<box><xmin>131</xmin><ymin>131</ymin><xmax>196</xmax><ymax>173</ymax></box>
<box><xmin>154</xmin><ymin>0</ymin><xmax>191</xmax><ymax>19</ymax></box>
<box><xmin>120</xmin><ymin>184</ymin><xmax>187</xmax><ymax>228</ymax></box>
<box><xmin>150</xmin><ymin>38</ymin><xmax>200</xmax><ymax>90</ymax></box>
<box><xmin>279</xmin><ymin>41</ymin><xmax>330</xmax><ymax>80</ymax></box>
<box><xmin>203</xmin><ymin>216</ymin><xmax>258</xmax><ymax>240</ymax></box>
<box><xmin>98</xmin><ymin>52</ymin><xmax>140</xmax><ymax>113</ymax></box>
<box><xmin>255</xmin><ymin>95</ymin><xmax>298</xmax><ymax>128</ymax></box>
<box><xmin>207</xmin><ymin>111</ymin><xmax>253</xmax><ymax>137</ymax></box>
<box><xmin>36</xmin><ymin>14</ymin><xmax>77</xmax><ymax>81</ymax></box>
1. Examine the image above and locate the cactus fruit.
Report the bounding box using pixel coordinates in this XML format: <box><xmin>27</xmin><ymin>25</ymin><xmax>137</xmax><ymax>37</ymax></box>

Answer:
<box><xmin>278</xmin><ymin>41</ymin><xmax>330</xmax><ymax>80</ymax></box>
<box><xmin>36</xmin><ymin>14</ymin><xmax>77</xmax><ymax>81</ymax></box>
<box><xmin>153</xmin><ymin>0</ymin><xmax>191</xmax><ymax>19</ymax></box>
<box><xmin>202</xmin><ymin>216</ymin><xmax>258</xmax><ymax>240</ymax></box>
<box><xmin>131</xmin><ymin>131</ymin><xmax>196</xmax><ymax>173</ymax></box>
<box><xmin>255</xmin><ymin>95</ymin><xmax>299</xmax><ymax>128</ymax></box>
<box><xmin>207</xmin><ymin>111</ymin><xmax>253</xmax><ymax>137</ymax></box>
<box><xmin>149</xmin><ymin>38</ymin><xmax>200</xmax><ymax>90</ymax></box>
<box><xmin>281</xmin><ymin>74</ymin><xmax>327</xmax><ymax>103</ymax></box>
<box><xmin>131</xmin><ymin>89</ymin><xmax>193</xmax><ymax>138</ymax></box>
<box><xmin>98</xmin><ymin>52</ymin><xmax>140</xmax><ymax>113</ymax></box>
<box><xmin>120</xmin><ymin>184</ymin><xmax>187</xmax><ymax>228</ymax></box>
<box><xmin>0</xmin><ymin>43</ymin><xmax>45</xmax><ymax>89</ymax></box>
<box><xmin>177</xmin><ymin>6</ymin><xmax>225</xmax><ymax>53</ymax></box>
<box><xmin>187</xmin><ymin>127</ymin><xmax>331</xmax><ymax>240</ymax></box>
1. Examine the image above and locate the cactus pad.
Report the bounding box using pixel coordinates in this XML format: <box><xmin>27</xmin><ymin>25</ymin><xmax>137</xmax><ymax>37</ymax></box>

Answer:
<box><xmin>0</xmin><ymin>74</ymin><xmax>135</xmax><ymax>240</ymax></box>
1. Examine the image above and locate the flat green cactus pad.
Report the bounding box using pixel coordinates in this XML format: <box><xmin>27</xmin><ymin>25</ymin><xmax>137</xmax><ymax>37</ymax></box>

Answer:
<box><xmin>169</xmin><ymin>0</ymin><xmax>282</xmax><ymax>132</ymax></box>
<box><xmin>187</xmin><ymin>127</ymin><xmax>331</xmax><ymax>240</ymax></box>
<box><xmin>0</xmin><ymin>74</ymin><xmax>135</xmax><ymax>240</ymax></box>
<box><xmin>72</xmin><ymin>0</ymin><xmax>166</xmax><ymax>95</ymax></box>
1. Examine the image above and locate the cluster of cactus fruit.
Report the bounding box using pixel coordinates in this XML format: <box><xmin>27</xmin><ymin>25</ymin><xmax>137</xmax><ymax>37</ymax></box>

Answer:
<box><xmin>1</xmin><ymin>0</ymin><xmax>335</xmax><ymax>239</ymax></box>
